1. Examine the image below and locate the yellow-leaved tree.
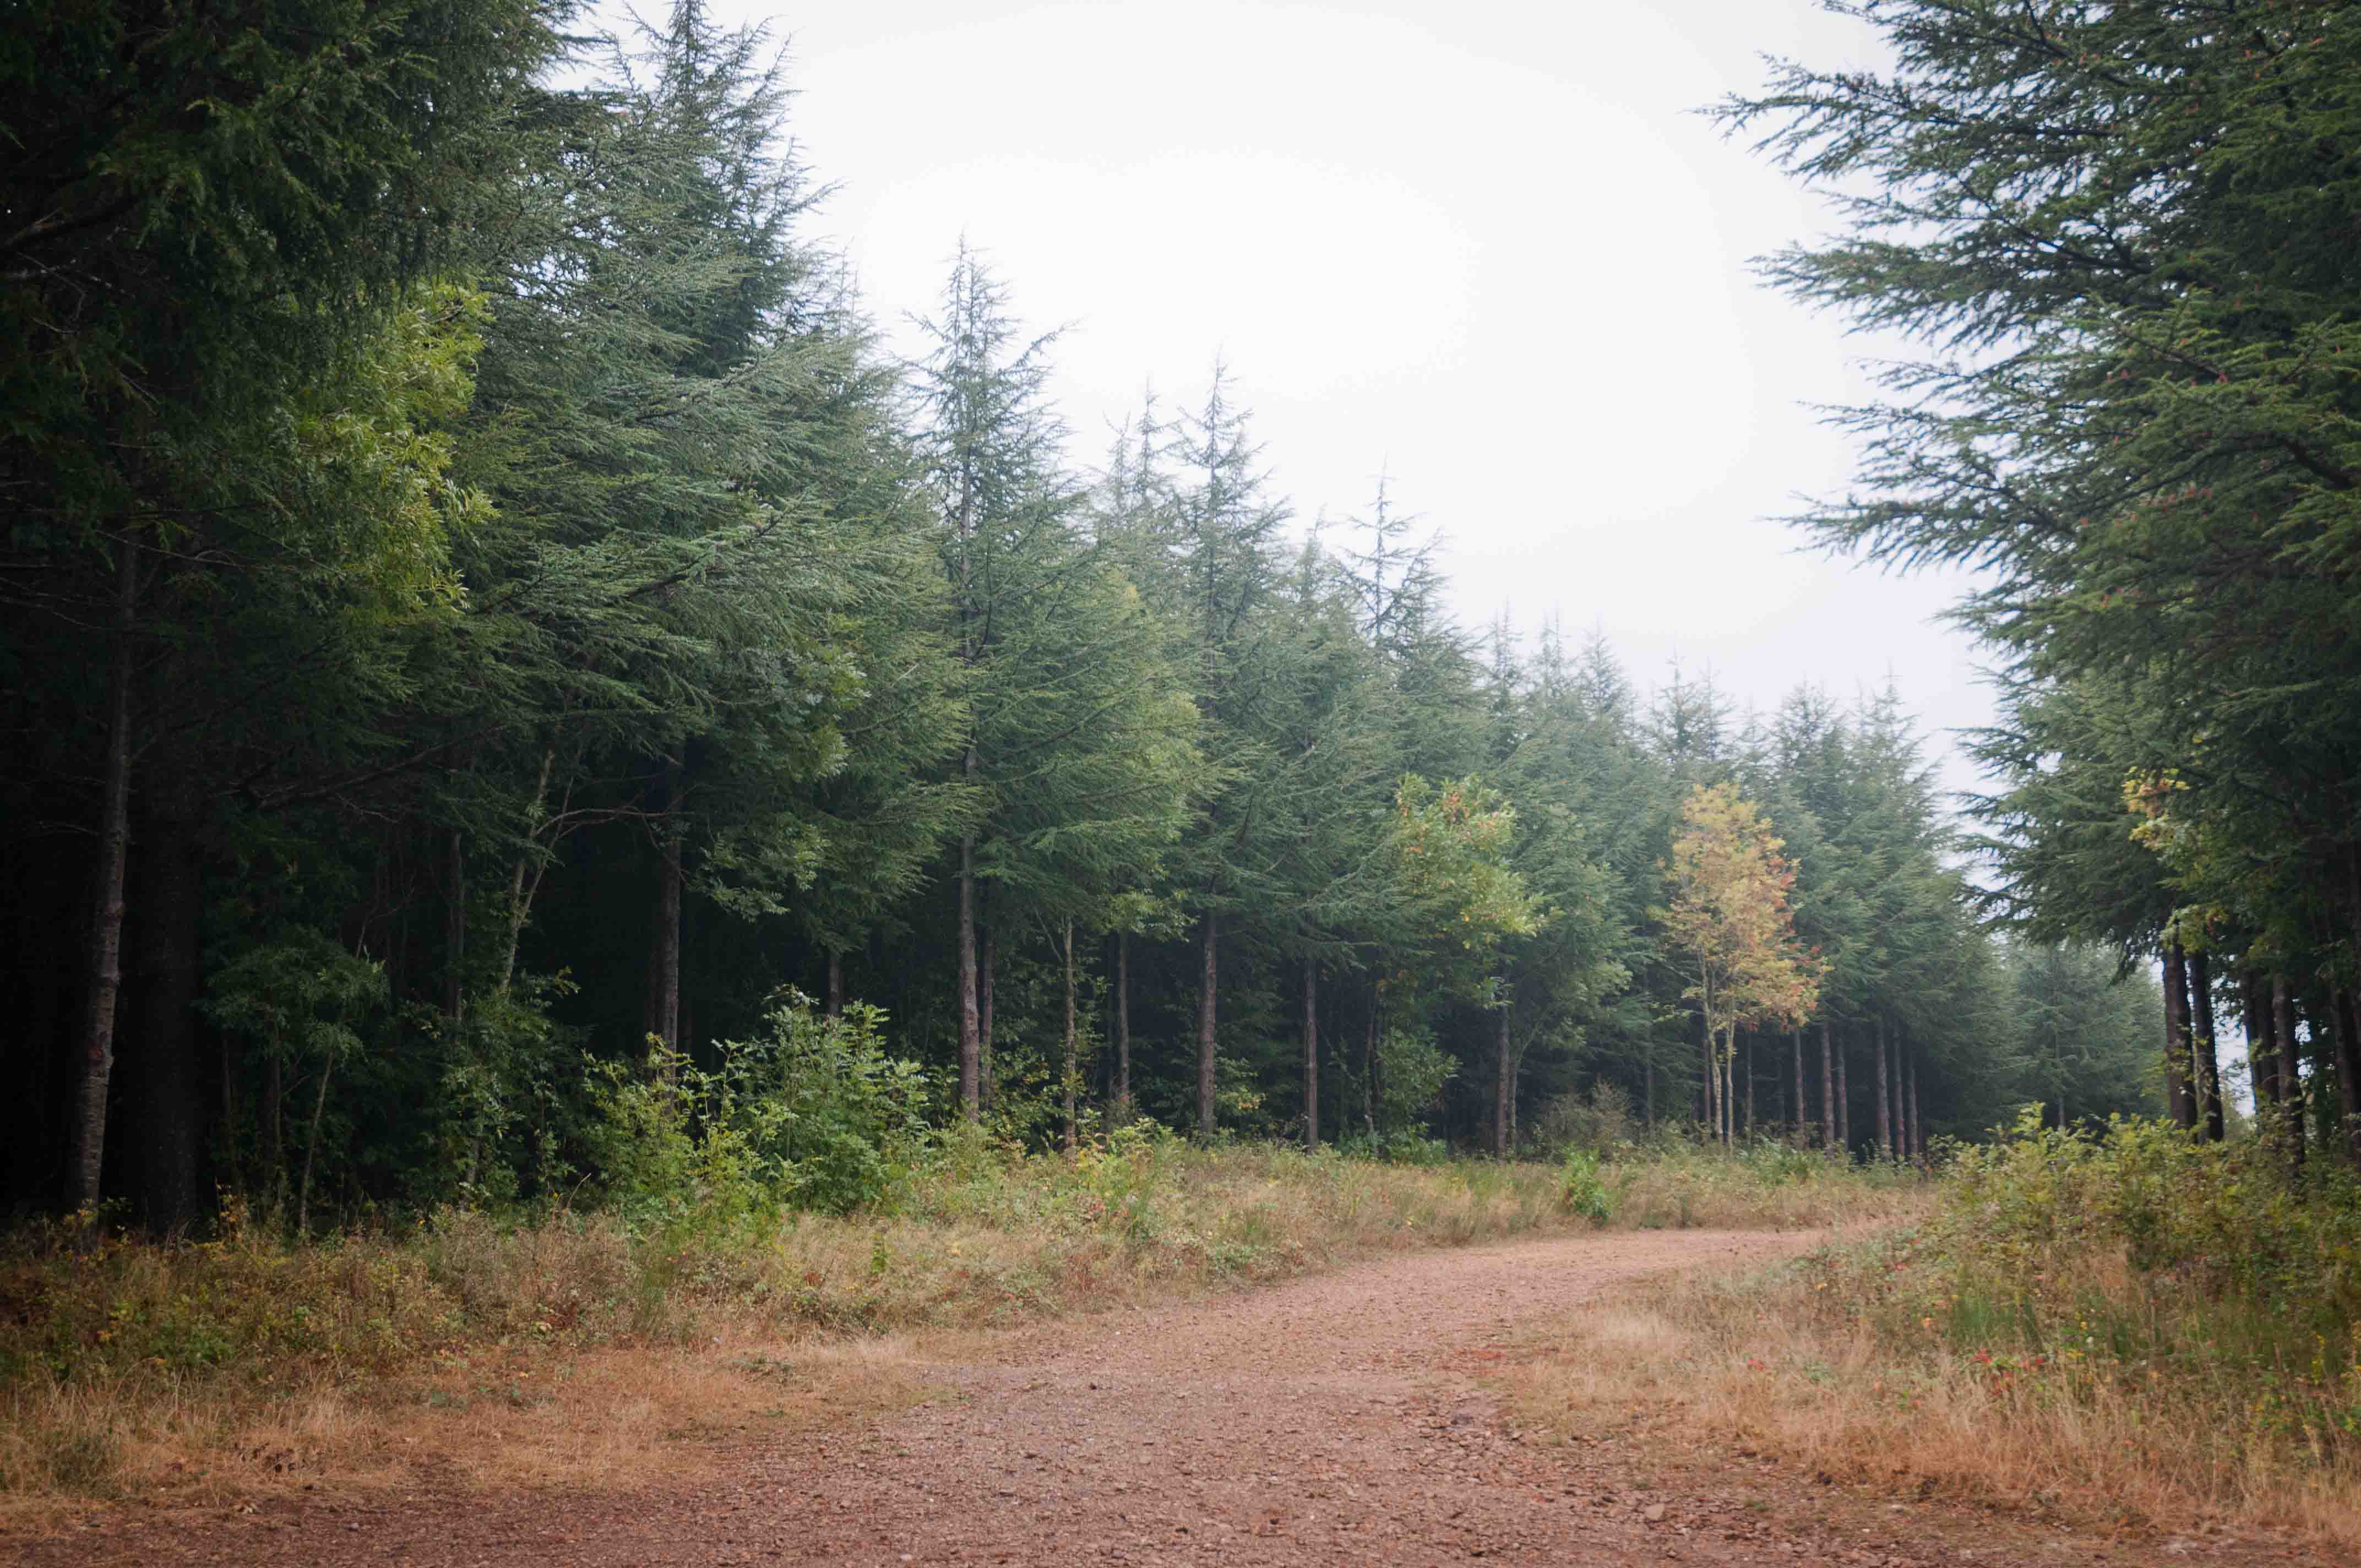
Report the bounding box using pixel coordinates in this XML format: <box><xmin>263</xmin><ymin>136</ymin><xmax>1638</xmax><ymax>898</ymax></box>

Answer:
<box><xmin>1662</xmin><ymin>782</ymin><xmax>1822</xmax><ymax>1147</ymax></box>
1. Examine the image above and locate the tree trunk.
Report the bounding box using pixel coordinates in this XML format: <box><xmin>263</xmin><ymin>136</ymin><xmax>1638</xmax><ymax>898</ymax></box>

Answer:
<box><xmin>1493</xmin><ymin>999</ymin><xmax>1512</xmax><ymax>1158</ymax></box>
<box><xmin>1196</xmin><ymin>912</ymin><xmax>1218</xmax><ymax>1140</ymax></box>
<box><xmin>2189</xmin><ymin>947</ymin><xmax>2224</xmax><ymax>1141</ymax></box>
<box><xmin>1364</xmin><ymin>982</ymin><xmax>1379</xmax><ymax>1140</ymax></box>
<box><xmin>217</xmin><ymin>1031</ymin><xmax>242</xmax><ymax>1197</ymax></box>
<box><xmin>1895</xmin><ymin>1035</ymin><xmax>1911</xmax><ymax>1161</ymax></box>
<box><xmin>1302</xmin><ymin>959</ymin><xmax>1319</xmax><ymax>1152</ymax></box>
<box><xmin>2163</xmin><ymin>939</ymin><xmax>2196</xmax><ymax>1128</ymax></box>
<box><xmin>1114</xmin><ymin>930</ymin><xmax>1131</xmax><ymax>1115</ymax></box>
<box><xmin>1874</xmin><ymin>1018</ymin><xmax>1892</xmax><ymax>1162</ymax></box>
<box><xmin>2243</xmin><ymin>970</ymin><xmax>2273</xmax><ymax>1115</ymax></box>
<box><xmin>1699</xmin><ymin>1008</ymin><xmax>1715</xmax><ymax>1137</ymax></box>
<box><xmin>2271</xmin><ymin>975</ymin><xmax>2304</xmax><ymax>1168</ymax></box>
<box><xmin>1819</xmin><ymin>1021</ymin><xmax>1835</xmax><ymax>1151</ymax></box>
<box><xmin>1792</xmin><ymin>1028</ymin><xmax>1804</xmax><ymax>1144</ymax></box>
<box><xmin>651</xmin><ymin>759</ymin><xmax>682</xmax><ymax>1068</ymax></box>
<box><xmin>445</xmin><ymin>827</ymin><xmax>469</xmax><ymax>1027</ymax></box>
<box><xmin>1062</xmin><ymin>921</ymin><xmax>1078</xmax><ymax>1155</ymax></box>
<box><xmin>297</xmin><ymin>1051</ymin><xmax>334</xmax><ymax>1235</ymax></box>
<box><xmin>70</xmin><ymin>532</ymin><xmax>140</xmax><ymax>1218</ymax></box>
<box><xmin>2334</xmin><ymin>988</ymin><xmax>2361</xmax><ymax>1164</ymax></box>
<box><xmin>1643</xmin><ymin>1046</ymin><xmax>1655</xmax><ymax>1130</ymax></box>
<box><xmin>957</xmin><ymin>836</ymin><xmax>980</xmax><ymax>1119</ymax></box>
<box><xmin>129</xmin><ymin>805</ymin><xmax>204</xmax><ymax>1234</ymax></box>
<box><xmin>262</xmin><ymin>1046</ymin><xmax>285</xmax><ymax>1217</ymax></box>
<box><xmin>496</xmin><ymin>747</ymin><xmax>556</xmax><ymax>999</ymax></box>
<box><xmin>1906</xmin><ymin>1044</ymin><xmax>1922</xmax><ymax>1163</ymax></box>
<box><xmin>826</xmin><ymin>950</ymin><xmax>844</xmax><ymax>1020</ymax></box>
<box><xmin>1743</xmin><ymin>1030</ymin><xmax>1755</xmax><ymax>1140</ymax></box>
<box><xmin>981</xmin><ymin>926</ymin><xmax>997</xmax><ymax>1110</ymax></box>
<box><xmin>1835</xmin><ymin>1026</ymin><xmax>1851</xmax><ymax>1156</ymax></box>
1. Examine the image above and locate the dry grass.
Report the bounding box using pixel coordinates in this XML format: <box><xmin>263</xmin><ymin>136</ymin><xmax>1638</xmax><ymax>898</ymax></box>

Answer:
<box><xmin>0</xmin><ymin>1133</ymin><xmax>1913</xmax><ymax>1527</ymax></box>
<box><xmin>1503</xmin><ymin>1234</ymin><xmax>2361</xmax><ymax>1555</ymax></box>
<box><xmin>0</xmin><ymin>1329</ymin><xmax>937</xmax><ymax>1529</ymax></box>
<box><xmin>1584</xmin><ymin>1139</ymin><xmax>1927</xmax><ymax>1232</ymax></box>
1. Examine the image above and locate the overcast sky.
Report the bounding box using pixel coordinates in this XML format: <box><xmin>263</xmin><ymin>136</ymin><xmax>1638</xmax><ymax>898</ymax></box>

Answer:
<box><xmin>702</xmin><ymin>0</ymin><xmax>1998</xmax><ymax>798</ymax></box>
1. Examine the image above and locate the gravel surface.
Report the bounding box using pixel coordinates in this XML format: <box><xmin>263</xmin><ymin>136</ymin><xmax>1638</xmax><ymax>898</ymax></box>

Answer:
<box><xmin>9</xmin><ymin>1229</ymin><xmax>2333</xmax><ymax>1566</ymax></box>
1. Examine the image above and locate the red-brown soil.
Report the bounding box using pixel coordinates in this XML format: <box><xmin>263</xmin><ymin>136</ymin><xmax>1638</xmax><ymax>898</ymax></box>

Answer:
<box><xmin>8</xmin><ymin>1229</ymin><xmax>2335</xmax><ymax>1566</ymax></box>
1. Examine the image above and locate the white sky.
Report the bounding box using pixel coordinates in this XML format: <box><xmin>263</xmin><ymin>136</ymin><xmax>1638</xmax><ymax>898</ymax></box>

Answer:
<box><xmin>708</xmin><ymin>0</ymin><xmax>1998</xmax><ymax>798</ymax></box>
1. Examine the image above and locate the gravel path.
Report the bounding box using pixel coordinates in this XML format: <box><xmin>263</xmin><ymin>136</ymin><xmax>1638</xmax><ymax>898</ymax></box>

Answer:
<box><xmin>9</xmin><ymin>1229</ymin><xmax>2327</xmax><ymax>1566</ymax></box>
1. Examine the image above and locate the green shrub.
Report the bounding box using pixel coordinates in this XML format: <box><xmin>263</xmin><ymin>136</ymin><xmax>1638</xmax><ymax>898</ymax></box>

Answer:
<box><xmin>1559</xmin><ymin>1148</ymin><xmax>1614</xmax><ymax>1225</ymax></box>
<box><xmin>1877</xmin><ymin>1106</ymin><xmax>2361</xmax><ymax>1472</ymax></box>
<box><xmin>586</xmin><ymin>996</ymin><xmax>933</xmax><ymax>1226</ymax></box>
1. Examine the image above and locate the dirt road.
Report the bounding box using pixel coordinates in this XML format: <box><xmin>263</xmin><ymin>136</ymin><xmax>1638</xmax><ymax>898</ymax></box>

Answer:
<box><xmin>8</xmin><ymin>1229</ymin><xmax>2324</xmax><ymax>1566</ymax></box>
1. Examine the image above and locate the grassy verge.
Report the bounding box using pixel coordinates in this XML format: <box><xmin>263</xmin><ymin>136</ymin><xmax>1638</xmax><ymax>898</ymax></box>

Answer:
<box><xmin>1506</xmin><ymin>1115</ymin><xmax>2361</xmax><ymax>1552</ymax></box>
<box><xmin>0</xmin><ymin>1129</ymin><xmax>1918</xmax><ymax>1523</ymax></box>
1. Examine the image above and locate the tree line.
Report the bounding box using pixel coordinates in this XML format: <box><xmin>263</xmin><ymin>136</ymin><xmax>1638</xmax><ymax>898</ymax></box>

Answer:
<box><xmin>1720</xmin><ymin>0</ymin><xmax>2361</xmax><ymax>1172</ymax></box>
<box><xmin>2</xmin><ymin>1</ymin><xmax>2166</xmax><ymax>1231</ymax></box>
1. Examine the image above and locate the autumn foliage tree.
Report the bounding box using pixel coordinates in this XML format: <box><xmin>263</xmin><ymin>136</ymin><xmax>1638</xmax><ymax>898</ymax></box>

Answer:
<box><xmin>1663</xmin><ymin>782</ymin><xmax>1823</xmax><ymax>1147</ymax></box>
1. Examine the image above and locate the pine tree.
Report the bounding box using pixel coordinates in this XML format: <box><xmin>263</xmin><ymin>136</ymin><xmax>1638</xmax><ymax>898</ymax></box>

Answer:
<box><xmin>1723</xmin><ymin>1</ymin><xmax>2361</xmax><ymax>1157</ymax></box>
<box><xmin>0</xmin><ymin>0</ymin><xmax>559</xmax><ymax>1222</ymax></box>
<box><xmin>912</xmin><ymin>247</ymin><xmax>1200</xmax><ymax>1123</ymax></box>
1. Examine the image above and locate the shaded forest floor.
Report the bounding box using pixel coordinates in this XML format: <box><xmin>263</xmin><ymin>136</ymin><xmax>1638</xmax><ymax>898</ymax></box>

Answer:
<box><xmin>6</xmin><ymin>1226</ymin><xmax>2341</xmax><ymax>1567</ymax></box>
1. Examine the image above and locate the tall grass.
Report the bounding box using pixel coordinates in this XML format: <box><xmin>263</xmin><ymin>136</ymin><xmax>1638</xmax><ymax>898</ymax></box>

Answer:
<box><xmin>0</xmin><ymin>1132</ymin><xmax>1558</xmax><ymax>1510</ymax></box>
<box><xmin>1508</xmin><ymin>1111</ymin><xmax>2361</xmax><ymax>1549</ymax></box>
<box><xmin>0</xmin><ymin>1128</ymin><xmax>1918</xmax><ymax>1516</ymax></box>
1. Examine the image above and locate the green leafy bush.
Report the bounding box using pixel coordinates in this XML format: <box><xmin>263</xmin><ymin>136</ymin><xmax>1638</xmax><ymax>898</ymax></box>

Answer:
<box><xmin>1840</xmin><ymin>1107</ymin><xmax>2361</xmax><ymax>1473</ymax></box>
<box><xmin>1559</xmin><ymin>1148</ymin><xmax>1615</xmax><ymax>1225</ymax></box>
<box><xmin>587</xmin><ymin>996</ymin><xmax>933</xmax><ymax>1226</ymax></box>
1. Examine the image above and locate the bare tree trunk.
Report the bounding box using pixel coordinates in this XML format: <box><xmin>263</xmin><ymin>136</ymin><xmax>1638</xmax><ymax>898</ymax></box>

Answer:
<box><xmin>1792</xmin><ymin>1028</ymin><xmax>1804</xmax><ymax>1144</ymax></box>
<box><xmin>71</xmin><ymin>541</ymin><xmax>140</xmax><ymax>1220</ymax></box>
<box><xmin>2164</xmin><ymin>939</ymin><xmax>2196</xmax><ymax>1128</ymax></box>
<box><xmin>1907</xmin><ymin>1044</ymin><xmax>1922</xmax><ymax>1163</ymax></box>
<box><xmin>1895</xmin><ymin>1035</ymin><xmax>1910</xmax><ymax>1161</ymax></box>
<box><xmin>1302</xmin><ymin>959</ymin><xmax>1318</xmax><ymax>1152</ymax></box>
<box><xmin>2271</xmin><ymin>975</ymin><xmax>2304</xmax><ymax>1169</ymax></box>
<box><xmin>826</xmin><ymin>950</ymin><xmax>844</xmax><ymax>1019</ymax></box>
<box><xmin>1196</xmin><ymin>912</ymin><xmax>1218</xmax><ymax>1140</ymax></box>
<box><xmin>2243</xmin><ymin>970</ymin><xmax>2272</xmax><ymax>1115</ymax></box>
<box><xmin>651</xmin><ymin>760</ymin><xmax>682</xmax><ymax>1069</ymax></box>
<box><xmin>2189</xmin><ymin>947</ymin><xmax>2224</xmax><ymax>1141</ymax></box>
<box><xmin>1062</xmin><ymin>921</ymin><xmax>1078</xmax><ymax>1155</ymax></box>
<box><xmin>957</xmin><ymin>835</ymin><xmax>980</xmax><ymax>1119</ymax></box>
<box><xmin>1494</xmin><ymin>999</ymin><xmax>1512</xmax><ymax>1158</ymax></box>
<box><xmin>1364</xmin><ymin>982</ymin><xmax>1379</xmax><ymax>1140</ymax></box>
<box><xmin>2335</xmin><ymin>988</ymin><xmax>2361</xmax><ymax>1164</ymax></box>
<box><xmin>1874</xmin><ymin>1018</ymin><xmax>1892</xmax><ymax>1162</ymax></box>
<box><xmin>1643</xmin><ymin>1047</ymin><xmax>1654</xmax><ymax>1130</ymax></box>
<box><xmin>981</xmin><ymin>925</ymin><xmax>997</xmax><ymax>1110</ymax></box>
<box><xmin>445</xmin><ymin>827</ymin><xmax>469</xmax><ymax>1026</ymax></box>
<box><xmin>1114</xmin><ymin>930</ymin><xmax>1131</xmax><ymax>1115</ymax></box>
<box><xmin>1819</xmin><ymin>1021</ymin><xmax>1835</xmax><ymax>1151</ymax></box>
<box><xmin>129</xmin><ymin>803</ymin><xmax>204</xmax><ymax>1233</ymax></box>
<box><xmin>496</xmin><ymin>747</ymin><xmax>556</xmax><ymax>999</ymax></box>
<box><xmin>1699</xmin><ymin>1009</ymin><xmax>1715</xmax><ymax>1136</ymax></box>
<box><xmin>297</xmin><ymin>1052</ymin><xmax>334</xmax><ymax>1235</ymax></box>
<box><xmin>1835</xmin><ymin>1027</ymin><xmax>1850</xmax><ymax>1157</ymax></box>
<box><xmin>262</xmin><ymin>1047</ymin><xmax>286</xmax><ymax>1217</ymax></box>
<box><xmin>1743</xmin><ymin>1030</ymin><xmax>1755</xmax><ymax>1140</ymax></box>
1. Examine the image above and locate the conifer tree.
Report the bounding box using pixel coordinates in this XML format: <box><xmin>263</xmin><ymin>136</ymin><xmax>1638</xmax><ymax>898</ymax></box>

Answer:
<box><xmin>912</xmin><ymin>247</ymin><xmax>1199</xmax><ymax>1121</ymax></box>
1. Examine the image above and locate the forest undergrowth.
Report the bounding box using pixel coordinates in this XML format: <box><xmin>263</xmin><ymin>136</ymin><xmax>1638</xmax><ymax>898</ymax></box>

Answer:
<box><xmin>0</xmin><ymin>1130</ymin><xmax>1911</xmax><ymax>1522</ymax></box>
<box><xmin>1512</xmin><ymin>1113</ymin><xmax>2361</xmax><ymax>1550</ymax></box>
